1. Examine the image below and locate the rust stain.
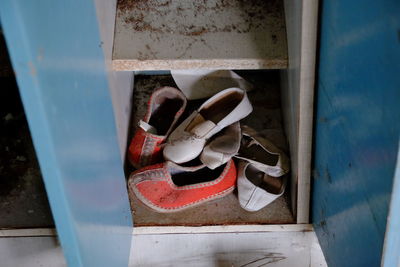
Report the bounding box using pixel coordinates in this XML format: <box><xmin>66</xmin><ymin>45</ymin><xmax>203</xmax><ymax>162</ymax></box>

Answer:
<box><xmin>186</xmin><ymin>28</ymin><xmax>209</xmax><ymax>36</ymax></box>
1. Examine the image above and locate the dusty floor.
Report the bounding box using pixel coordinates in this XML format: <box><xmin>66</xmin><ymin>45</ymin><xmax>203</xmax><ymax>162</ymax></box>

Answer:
<box><xmin>0</xmin><ymin>32</ymin><xmax>54</xmax><ymax>228</ymax></box>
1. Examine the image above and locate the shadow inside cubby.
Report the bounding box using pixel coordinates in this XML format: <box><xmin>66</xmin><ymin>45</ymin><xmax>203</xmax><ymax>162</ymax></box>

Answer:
<box><xmin>0</xmin><ymin>31</ymin><xmax>54</xmax><ymax>229</ymax></box>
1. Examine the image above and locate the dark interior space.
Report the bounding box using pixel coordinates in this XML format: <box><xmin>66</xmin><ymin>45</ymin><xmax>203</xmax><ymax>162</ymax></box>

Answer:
<box><xmin>0</xmin><ymin>30</ymin><xmax>54</xmax><ymax>228</ymax></box>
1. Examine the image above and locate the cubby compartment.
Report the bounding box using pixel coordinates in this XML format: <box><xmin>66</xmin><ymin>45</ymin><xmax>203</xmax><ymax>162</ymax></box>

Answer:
<box><xmin>0</xmin><ymin>0</ymin><xmax>336</xmax><ymax>263</ymax></box>
<box><xmin>105</xmin><ymin>0</ymin><xmax>316</xmax><ymax>227</ymax></box>
<box><xmin>125</xmin><ymin>71</ymin><xmax>295</xmax><ymax>226</ymax></box>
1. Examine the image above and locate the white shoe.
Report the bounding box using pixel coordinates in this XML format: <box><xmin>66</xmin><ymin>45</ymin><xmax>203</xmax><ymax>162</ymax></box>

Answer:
<box><xmin>163</xmin><ymin>88</ymin><xmax>253</xmax><ymax>164</ymax></box>
<box><xmin>235</xmin><ymin>125</ymin><xmax>290</xmax><ymax>177</ymax></box>
<box><xmin>171</xmin><ymin>70</ymin><xmax>253</xmax><ymax>100</ymax></box>
<box><xmin>238</xmin><ymin>161</ymin><xmax>286</xmax><ymax>212</ymax></box>
<box><xmin>200</xmin><ymin>122</ymin><xmax>241</xmax><ymax>169</ymax></box>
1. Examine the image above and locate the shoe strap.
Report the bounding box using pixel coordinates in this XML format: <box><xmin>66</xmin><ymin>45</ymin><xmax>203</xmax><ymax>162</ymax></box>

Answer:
<box><xmin>139</xmin><ymin>120</ymin><xmax>158</xmax><ymax>134</ymax></box>
<box><xmin>190</xmin><ymin>120</ymin><xmax>216</xmax><ymax>138</ymax></box>
<box><xmin>241</xmin><ymin>136</ymin><xmax>259</xmax><ymax>149</ymax></box>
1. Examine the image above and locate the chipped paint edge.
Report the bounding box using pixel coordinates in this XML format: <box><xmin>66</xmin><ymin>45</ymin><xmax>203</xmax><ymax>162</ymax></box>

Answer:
<box><xmin>112</xmin><ymin>59</ymin><xmax>288</xmax><ymax>71</ymax></box>
<box><xmin>0</xmin><ymin>224</ymin><xmax>313</xmax><ymax>237</ymax></box>
<box><xmin>296</xmin><ymin>0</ymin><xmax>319</xmax><ymax>224</ymax></box>
<box><xmin>132</xmin><ymin>224</ymin><xmax>313</xmax><ymax>235</ymax></box>
<box><xmin>282</xmin><ymin>0</ymin><xmax>319</xmax><ymax>224</ymax></box>
<box><xmin>0</xmin><ymin>228</ymin><xmax>57</xmax><ymax>237</ymax></box>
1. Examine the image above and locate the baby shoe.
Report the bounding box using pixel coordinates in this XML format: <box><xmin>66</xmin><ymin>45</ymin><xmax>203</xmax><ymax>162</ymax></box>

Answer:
<box><xmin>128</xmin><ymin>87</ymin><xmax>186</xmax><ymax>169</ymax></box>
<box><xmin>200</xmin><ymin>122</ymin><xmax>241</xmax><ymax>169</ymax></box>
<box><xmin>163</xmin><ymin>88</ymin><xmax>252</xmax><ymax>164</ymax></box>
<box><xmin>237</xmin><ymin>161</ymin><xmax>286</xmax><ymax>212</ymax></box>
<box><xmin>128</xmin><ymin>159</ymin><xmax>237</xmax><ymax>213</ymax></box>
<box><xmin>235</xmin><ymin>125</ymin><xmax>290</xmax><ymax>177</ymax></box>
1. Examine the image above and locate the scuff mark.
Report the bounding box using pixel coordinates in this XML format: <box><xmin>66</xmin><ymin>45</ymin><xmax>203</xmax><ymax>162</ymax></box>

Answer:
<box><xmin>239</xmin><ymin>253</ymin><xmax>286</xmax><ymax>267</ymax></box>
<box><xmin>27</xmin><ymin>61</ymin><xmax>37</xmax><ymax>76</ymax></box>
<box><xmin>37</xmin><ymin>47</ymin><xmax>44</xmax><ymax>62</ymax></box>
<box><xmin>324</xmin><ymin>167</ymin><xmax>332</xmax><ymax>184</ymax></box>
<box><xmin>397</xmin><ymin>29</ymin><xmax>400</xmax><ymax>43</ymax></box>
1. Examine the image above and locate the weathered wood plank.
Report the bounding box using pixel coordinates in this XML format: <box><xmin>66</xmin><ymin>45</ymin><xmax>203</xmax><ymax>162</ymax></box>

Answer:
<box><xmin>113</xmin><ymin>0</ymin><xmax>288</xmax><ymax>70</ymax></box>
<box><xmin>131</xmin><ymin>230</ymin><xmax>327</xmax><ymax>267</ymax></box>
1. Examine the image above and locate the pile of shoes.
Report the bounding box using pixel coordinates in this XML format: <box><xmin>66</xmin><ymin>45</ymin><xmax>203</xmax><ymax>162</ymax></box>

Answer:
<box><xmin>127</xmin><ymin>81</ymin><xmax>290</xmax><ymax>213</ymax></box>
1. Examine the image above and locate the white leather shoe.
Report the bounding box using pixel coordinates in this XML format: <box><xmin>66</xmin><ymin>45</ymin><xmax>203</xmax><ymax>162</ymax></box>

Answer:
<box><xmin>163</xmin><ymin>88</ymin><xmax>253</xmax><ymax>164</ymax></box>
<box><xmin>235</xmin><ymin>125</ymin><xmax>290</xmax><ymax>177</ymax></box>
<box><xmin>200</xmin><ymin>122</ymin><xmax>241</xmax><ymax>169</ymax></box>
<box><xmin>238</xmin><ymin>161</ymin><xmax>286</xmax><ymax>212</ymax></box>
<box><xmin>171</xmin><ymin>70</ymin><xmax>253</xmax><ymax>100</ymax></box>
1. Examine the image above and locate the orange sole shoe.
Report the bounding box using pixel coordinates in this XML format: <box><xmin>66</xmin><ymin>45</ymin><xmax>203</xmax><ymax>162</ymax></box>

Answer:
<box><xmin>128</xmin><ymin>87</ymin><xmax>186</xmax><ymax>169</ymax></box>
<box><xmin>128</xmin><ymin>160</ymin><xmax>237</xmax><ymax>213</ymax></box>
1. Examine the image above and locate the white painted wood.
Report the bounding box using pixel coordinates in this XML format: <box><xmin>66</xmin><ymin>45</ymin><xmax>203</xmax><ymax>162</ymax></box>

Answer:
<box><xmin>381</xmin><ymin>146</ymin><xmax>400</xmax><ymax>267</ymax></box>
<box><xmin>0</xmin><ymin>236</ymin><xmax>66</xmax><ymax>267</ymax></box>
<box><xmin>113</xmin><ymin>0</ymin><xmax>288</xmax><ymax>70</ymax></box>
<box><xmin>0</xmin><ymin>228</ymin><xmax>326</xmax><ymax>266</ymax></box>
<box><xmin>130</xmin><ymin>229</ymin><xmax>327</xmax><ymax>266</ymax></box>
<box><xmin>95</xmin><ymin>0</ymin><xmax>134</xmax><ymax>160</ymax></box>
<box><xmin>0</xmin><ymin>228</ymin><xmax>56</xmax><ymax>237</ymax></box>
<box><xmin>0</xmin><ymin>224</ymin><xmax>311</xmax><ymax>236</ymax></box>
<box><xmin>132</xmin><ymin>224</ymin><xmax>313</xmax><ymax>235</ymax></box>
<box><xmin>311</xmin><ymin>235</ymin><xmax>328</xmax><ymax>267</ymax></box>
<box><xmin>107</xmin><ymin>71</ymin><xmax>134</xmax><ymax>159</ymax></box>
<box><xmin>281</xmin><ymin>0</ymin><xmax>318</xmax><ymax>223</ymax></box>
<box><xmin>281</xmin><ymin>0</ymin><xmax>302</xmax><ymax>223</ymax></box>
<box><xmin>296</xmin><ymin>0</ymin><xmax>319</xmax><ymax>224</ymax></box>
<box><xmin>0</xmin><ymin>224</ymin><xmax>311</xmax><ymax>237</ymax></box>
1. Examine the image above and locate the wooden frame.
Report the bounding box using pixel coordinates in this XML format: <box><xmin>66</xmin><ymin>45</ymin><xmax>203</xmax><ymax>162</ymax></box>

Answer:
<box><xmin>0</xmin><ymin>227</ymin><xmax>327</xmax><ymax>266</ymax></box>
<box><xmin>281</xmin><ymin>0</ymin><xmax>318</xmax><ymax>223</ymax></box>
<box><xmin>97</xmin><ymin>0</ymin><xmax>319</xmax><ymax>226</ymax></box>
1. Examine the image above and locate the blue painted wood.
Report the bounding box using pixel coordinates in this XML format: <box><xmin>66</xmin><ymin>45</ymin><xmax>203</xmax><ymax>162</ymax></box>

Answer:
<box><xmin>313</xmin><ymin>0</ymin><xmax>400</xmax><ymax>266</ymax></box>
<box><xmin>382</xmin><ymin>145</ymin><xmax>400</xmax><ymax>267</ymax></box>
<box><xmin>0</xmin><ymin>1</ymin><xmax>133</xmax><ymax>266</ymax></box>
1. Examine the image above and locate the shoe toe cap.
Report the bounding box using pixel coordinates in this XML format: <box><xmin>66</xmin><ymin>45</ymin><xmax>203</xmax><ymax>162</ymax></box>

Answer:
<box><xmin>163</xmin><ymin>138</ymin><xmax>205</xmax><ymax>163</ymax></box>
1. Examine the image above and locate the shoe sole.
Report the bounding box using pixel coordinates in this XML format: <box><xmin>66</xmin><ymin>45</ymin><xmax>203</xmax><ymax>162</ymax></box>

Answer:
<box><xmin>130</xmin><ymin>185</ymin><xmax>235</xmax><ymax>213</ymax></box>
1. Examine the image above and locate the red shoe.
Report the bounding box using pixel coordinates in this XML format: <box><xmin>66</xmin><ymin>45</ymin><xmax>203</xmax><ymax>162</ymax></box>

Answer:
<box><xmin>128</xmin><ymin>160</ymin><xmax>237</xmax><ymax>212</ymax></box>
<box><xmin>128</xmin><ymin>87</ymin><xmax>186</xmax><ymax>169</ymax></box>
